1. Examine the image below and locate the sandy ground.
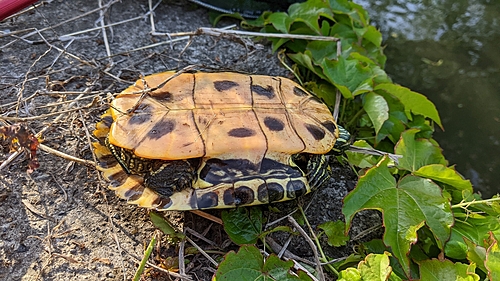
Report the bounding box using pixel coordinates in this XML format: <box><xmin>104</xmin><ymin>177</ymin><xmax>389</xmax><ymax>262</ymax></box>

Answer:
<box><xmin>0</xmin><ymin>1</ymin><xmax>381</xmax><ymax>280</ymax></box>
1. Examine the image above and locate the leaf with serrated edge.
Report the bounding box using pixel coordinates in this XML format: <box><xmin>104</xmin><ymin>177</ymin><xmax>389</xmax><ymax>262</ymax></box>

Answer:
<box><xmin>321</xmin><ymin>57</ymin><xmax>373</xmax><ymax>98</ymax></box>
<box><xmin>395</xmin><ymin>129</ymin><xmax>446</xmax><ymax>172</ymax></box>
<box><xmin>358</xmin><ymin>252</ymin><xmax>392</xmax><ymax>281</ymax></box>
<box><xmin>414</xmin><ymin>164</ymin><xmax>472</xmax><ymax>192</ymax></box>
<box><xmin>287</xmin><ymin>0</ymin><xmax>333</xmax><ymax>34</ymax></box>
<box><xmin>464</xmin><ymin>238</ymin><xmax>487</xmax><ymax>273</ymax></box>
<box><xmin>268</xmin><ymin>12</ymin><xmax>291</xmax><ymax>33</ymax></box>
<box><xmin>485</xmin><ymin>234</ymin><xmax>500</xmax><ymax>281</ymax></box>
<box><xmin>319</xmin><ymin>221</ymin><xmax>349</xmax><ymax>247</ymax></box>
<box><xmin>418</xmin><ymin>259</ymin><xmax>479</xmax><ymax>281</ymax></box>
<box><xmin>346</xmin><ymin>140</ymin><xmax>379</xmax><ymax>168</ymax></box>
<box><xmin>375</xmin><ymin>83</ymin><xmax>442</xmax><ymax>128</ymax></box>
<box><xmin>222</xmin><ymin>208</ymin><xmax>262</xmax><ymax>245</ymax></box>
<box><xmin>214</xmin><ymin>245</ymin><xmax>263</xmax><ymax>280</ymax></box>
<box><xmin>214</xmin><ymin>245</ymin><xmax>311</xmax><ymax>281</ymax></box>
<box><xmin>343</xmin><ymin>157</ymin><xmax>453</xmax><ymax>276</ymax></box>
<box><xmin>363</xmin><ymin>92</ymin><xmax>389</xmax><ymax>133</ymax></box>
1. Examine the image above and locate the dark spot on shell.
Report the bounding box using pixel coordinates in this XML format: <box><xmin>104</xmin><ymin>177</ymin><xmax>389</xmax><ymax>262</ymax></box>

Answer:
<box><xmin>124</xmin><ymin>184</ymin><xmax>145</xmax><ymax>200</ymax></box>
<box><xmin>251</xmin><ymin>85</ymin><xmax>275</xmax><ymax>99</ymax></box>
<box><xmin>263</xmin><ymin>116</ymin><xmax>284</xmax><ymax>131</ymax></box>
<box><xmin>305</xmin><ymin>123</ymin><xmax>326</xmax><ymax>140</ymax></box>
<box><xmin>286</xmin><ymin>180</ymin><xmax>307</xmax><ymax>198</ymax></box>
<box><xmin>223</xmin><ymin>188</ymin><xmax>235</xmax><ymax>205</ymax></box>
<box><xmin>197</xmin><ymin>192</ymin><xmax>219</xmax><ymax>209</ymax></box>
<box><xmin>128</xmin><ymin>114</ymin><xmax>151</xmax><ymax>125</ymax></box>
<box><xmin>267</xmin><ymin>182</ymin><xmax>285</xmax><ymax>202</ymax></box>
<box><xmin>102</xmin><ymin>115</ymin><xmax>114</xmax><ymax>127</ymax></box>
<box><xmin>153</xmin><ymin>91</ymin><xmax>173</xmax><ymax>102</ymax></box>
<box><xmin>293</xmin><ymin>86</ymin><xmax>308</xmax><ymax>96</ymax></box>
<box><xmin>321</xmin><ymin>121</ymin><xmax>337</xmax><ymax>135</ymax></box>
<box><xmin>147</xmin><ymin>119</ymin><xmax>176</xmax><ymax>140</ymax></box>
<box><xmin>213</xmin><ymin>80</ymin><xmax>239</xmax><ymax>92</ymax></box>
<box><xmin>152</xmin><ymin>196</ymin><xmax>172</xmax><ymax>209</ymax></box>
<box><xmin>228</xmin><ymin>127</ymin><xmax>256</xmax><ymax>138</ymax></box>
<box><xmin>107</xmin><ymin>169</ymin><xmax>128</xmax><ymax>185</ymax></box>
<box><xmin>257</xmin><ymin>182</ymin><xmax>284</xmax><ymax>203</ymax></box>
<box><xmin>257</xmin><ymin>183</ymin><xmax>268</xmax><ymax>203</ymax></box>
<box><xmin>234</xmin><ymin>186</ymin><xmax>254</xmax><ymax>205</ymax></box>
<box><xmin>97</xmin><ymin>154</ymin><xmax>118</xmax><ymax>168</ymax></box>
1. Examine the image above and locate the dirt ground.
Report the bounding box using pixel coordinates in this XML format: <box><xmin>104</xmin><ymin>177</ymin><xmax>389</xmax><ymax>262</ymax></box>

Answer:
<box><xmin>0</xmin><ymin>1</ymin><xmax>382</xmax><ymax>280</ymax></box>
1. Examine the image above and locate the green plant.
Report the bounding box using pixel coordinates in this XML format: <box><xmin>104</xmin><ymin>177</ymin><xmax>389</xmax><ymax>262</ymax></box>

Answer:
<box><xmin>210</xmin><ymin>0</ymin><xmax>500</xmax><ymax>280</ymax></box>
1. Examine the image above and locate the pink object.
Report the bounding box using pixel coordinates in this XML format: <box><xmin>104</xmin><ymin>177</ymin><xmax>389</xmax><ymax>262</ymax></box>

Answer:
<box><xmin>0</xmin><ymin>0</ymin><xmax>39</xmax><ymax>21</ymax></box>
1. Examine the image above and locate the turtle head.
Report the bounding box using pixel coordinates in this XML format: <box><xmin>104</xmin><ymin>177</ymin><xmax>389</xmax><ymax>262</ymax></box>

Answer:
<box><xmin>331</xmin><ymin>125</ymin><xmax>351</xmax><ymax>154</ymax></box>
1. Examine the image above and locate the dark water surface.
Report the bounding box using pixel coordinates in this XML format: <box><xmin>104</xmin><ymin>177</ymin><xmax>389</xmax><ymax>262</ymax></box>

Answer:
<box><xmin>356</xmin><ymin>0</ymin><xmax>500</xmax><ymax>197</ymax></box>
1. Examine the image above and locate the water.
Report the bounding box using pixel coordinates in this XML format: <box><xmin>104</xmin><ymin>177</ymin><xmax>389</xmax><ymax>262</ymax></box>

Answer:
<box><xmin>356</xmin><ymin>0</ymin><xmax>500</xmax><ymax>197</ymax></box>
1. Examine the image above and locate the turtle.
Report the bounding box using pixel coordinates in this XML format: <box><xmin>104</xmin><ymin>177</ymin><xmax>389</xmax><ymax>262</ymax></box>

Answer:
<box><xmin>93</xmin><ymin>71</ymin><xmax>350</xmax><ymax>210</ymax></box>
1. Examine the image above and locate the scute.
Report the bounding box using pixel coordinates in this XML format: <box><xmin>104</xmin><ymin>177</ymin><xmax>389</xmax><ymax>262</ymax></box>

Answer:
<box><xmin>93</xmin><ymin>71</ymin><xmax>343</xmax><ymax>210</ymax></box>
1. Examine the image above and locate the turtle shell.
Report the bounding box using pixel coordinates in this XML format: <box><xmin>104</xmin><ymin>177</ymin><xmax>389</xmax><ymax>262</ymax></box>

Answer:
<box><xmin>93</xmin><ymin>71</ymin><xmax>341</xmax><ymax>210</ymax></box>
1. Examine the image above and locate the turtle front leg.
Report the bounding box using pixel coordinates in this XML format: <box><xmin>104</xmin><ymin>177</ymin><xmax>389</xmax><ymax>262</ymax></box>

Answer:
<box><xmin>145</xmin><ymin>159</ymin><xmax>199</xmax><ymax>197</ymax></box>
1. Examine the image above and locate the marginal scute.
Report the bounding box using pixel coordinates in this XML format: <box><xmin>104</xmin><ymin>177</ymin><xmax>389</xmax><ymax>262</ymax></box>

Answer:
<box><xmin>286</xmin><ymin>179</ymin><xmax>307</xmax><ymax>199</ymax></box>
<box><xmin>234</xmin><ymin>186</ymin><xmax>254</xmax><ymax>205</ymax></box>
<box><xmin>267</xmin><ymin>182</ymin><xmax>285</xmax><ymax>202</ymax></box>
<box><xmin>197</xmin><ymin>192</ymin><xmax>219</xmax><ymax>209</ymax></box>
<box><xmin>223</xmin><ymin>188</ymin><xmax>235</xmax><ymax>205</ymax></box>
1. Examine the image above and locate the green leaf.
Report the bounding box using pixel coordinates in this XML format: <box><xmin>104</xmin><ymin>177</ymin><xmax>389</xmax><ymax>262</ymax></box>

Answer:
<box><xmin>362</xmin><ymin>240</ymin><xmax>407</xmax><ymax>279</ymax></box>
<box><xmin>464</xmin><ymin>238</ymin><xmax>487</xmax><ymax>273</ymax></box>
<box><xmin>330</xmin><ymin>22</ymin><xmax>357</xmax><ymax>45</ymax></box>
<box><xmin>338</xmin><ymin>252</ymin><xmax>397</xmax><ymax>281</ymax></box>
<box><xmin>328</xmin><ymin>0</ymin><xmax>352</xmax><ymax>14</ymax></box>
<box><xmin>318</xmin><ymin>221</ymin><xmax>350</xmax><ymax>247</ymax></box>
<box><xmin>375</xmin><ymin>83</ymin><xmax>442</xmax><ymax>128</ymax></box>
<box><xmin>264</xmin><ymin>255</ymin><xmax>312</xmax><ymax>281</ymax></box>
<box><xmin>306</xmin><ymin>40</ymin><xmax>338</xmax><ymax>63</ymax></box>
<box><xmin>444</xmin><ymin>221</ymin><xmax>480</xmax><ymax>260</ymax></box>
<box><xmin>268</xmin><ymin>12</ymin><xmax>291</xmax><ymax>33</ymax></box>
<box><xmin>346</xmin><ymin>140</ymin><xmax>379</xmax><ymax>168</ymax></box>
<box><xmin>418</xmin><ymin>259</ymin><xmax>479</xmax><ymax>281</ymax></box>
<box><xmin>287</xmin><ymin>0</ymin><xmax>334</xmax><ymax>34</ymax></box>
<box><xmin>343</xmin><ymin>157</ymin><xmax>453</xmax><ymax>276</ymax></box>
<box><xmin>305</xmin><ymin>82</ymin><xmax>337</xmax><ymax>107</ymax></box>
<box><xmin>287</xmin><ymin>52</ymin><xmax>327</xmax><ymax>81</ymax></box>
<box><xmin>222</xmin><ymin>207</ymin><xmax>263</xmax><ymax>245</ymax></box>
<box><xmin>214</xmin><ymin>245</ymin><xmax>311</xmax><ymax>281</ymax></box>
<box><xmin>363</xmin><ymin>25</ymin><xmax>382</xmax><ymax>47</ymax></box>
<box><xmin>149</xmin><ymin>211</ymin><xmax>185</xmax><ymax>239</ymax></box>
<box><xmin>414</xmin><ymin>164</ymin><xmax>473</xmax><ymax>192</ymax></box>
<box><xmin>395</xmin><ymin>129</ymin><xmax>446</xmax><ymax>172</ymax></box>
<box><xmin>363</xmin><ymin>92</ymin><xmax>389</xmax><ymax>133</ymax></box>
<box><xmin>486</xmin><ymin>236</ymin><xmax>500</xmax><ymax>281</ymax></box>
<box><xmin>321</xmin><ymin>57</ymin><xmax>373</xmax><ymax>98</ymax></box>
<box><xmin>338</xmin><ymin>267</ymin><xmax>361</xmax><ymax>281</ymax></box>
<box><xmin>214</xmin><ymin>245</ymin><xmax>263</xmax><ymax>280</ymax></box>
<box><xmin>358</xmin><ymin>252</ymin><xmax>393</xmax><ymax>281</ymax></box>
